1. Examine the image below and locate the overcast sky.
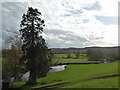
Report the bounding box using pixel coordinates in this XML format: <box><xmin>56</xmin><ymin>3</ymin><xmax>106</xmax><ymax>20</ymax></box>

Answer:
<box><xmin>1</xmin><ymin>0</ymin><xmax>119</xmax><ymax>48</ymax></box>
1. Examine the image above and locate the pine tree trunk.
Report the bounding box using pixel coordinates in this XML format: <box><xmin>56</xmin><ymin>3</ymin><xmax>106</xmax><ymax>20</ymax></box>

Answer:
<box><xmin>25</xmin><ymin>58</ymin><xmax>37</xmax><ymax>85</ymax></box>
<box><xmin>25</xmin><ymin>18</ymin><xmax>37</xmax><ymax>86</ymax></box>
<box><xmin>25</xmin><ymin>69</ymin><xmax>37</xmax><ymax>85</ymax></box>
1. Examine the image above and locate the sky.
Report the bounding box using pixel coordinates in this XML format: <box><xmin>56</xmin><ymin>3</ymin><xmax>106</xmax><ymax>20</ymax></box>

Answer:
<box><xmin>1</xmin><ymin>0</ymin><xmax>119</xmax><ymax>48</ymax></box>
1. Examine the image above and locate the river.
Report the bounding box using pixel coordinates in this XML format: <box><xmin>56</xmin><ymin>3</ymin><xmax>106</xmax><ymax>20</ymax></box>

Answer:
<box><xmin>11</xmin><ymin>65</ymin><xmax>66</xmax><ymax>82</ymax></box>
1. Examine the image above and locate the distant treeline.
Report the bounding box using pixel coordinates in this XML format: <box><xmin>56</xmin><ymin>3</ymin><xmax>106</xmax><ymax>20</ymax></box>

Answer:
<box><xmin>86</xmin><ymin>46</ymin><xmax>120</xmax><ymax>62</ymax></box>
<box><xmin>51</xmin><ymin>46</ymin><xmax>120</xmax><ymax>63</ymax></box>
<box><xmin>51</xmin><ymin>46</ymin><xmax>120</xmax><ymax>54</ymax></box>
<box><xmin>51</xmin><ymin>47</ymin><xmax>87</xmax><ymax>54</ymax></box>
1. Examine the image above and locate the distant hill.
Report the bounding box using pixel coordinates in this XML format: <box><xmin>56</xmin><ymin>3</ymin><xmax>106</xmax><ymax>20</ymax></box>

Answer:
<box><xmin>51</xmin><ymin>48</ymin><xmax>87</xmax><ymax>54</ymax></box>
<box><xmin>51</xmin><ymin>46</ymin><xmax>119</xmax><ymax>54</ymax></box>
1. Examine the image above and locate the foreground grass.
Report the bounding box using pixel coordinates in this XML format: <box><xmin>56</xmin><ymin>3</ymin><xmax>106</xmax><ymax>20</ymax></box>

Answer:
<box><xmin>63</xmin><ymin>77</ymin><xmax>119</xmax><ymax>88</ymax></box>
<box><xmin>11</xmin><ymin>61</ymin><xmax>119</xmax><ymax>89</ymax></box>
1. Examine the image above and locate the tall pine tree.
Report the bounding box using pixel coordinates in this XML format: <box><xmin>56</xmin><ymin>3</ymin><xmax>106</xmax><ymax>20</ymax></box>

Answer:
<box><xmin>20</xmin><ymin>7</ymin><xmax>50</xmax><ymax>85</ymax></box>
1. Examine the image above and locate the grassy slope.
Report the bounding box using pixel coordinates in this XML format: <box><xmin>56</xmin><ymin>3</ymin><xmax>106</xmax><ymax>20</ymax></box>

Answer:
<box><xmin>63</xmin><ymin>77</ymin><xmax>118</xmax><ymax>88</ymax></box>
<box><xmin>11</xmin><ymin>61</ymin><xmax>119</xmax><ymax>89</ymax></box>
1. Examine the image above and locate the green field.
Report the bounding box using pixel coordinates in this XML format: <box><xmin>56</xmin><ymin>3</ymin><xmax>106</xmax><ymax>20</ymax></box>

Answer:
<box><xmin>11</xmin><ymin>61</ymin><xmax>119</xmax><ymax>89</ymax></box>
<box><xmin>51</xmin><ymin>54</ymin><xmax>100</xmax><ymax>65</ymax></box>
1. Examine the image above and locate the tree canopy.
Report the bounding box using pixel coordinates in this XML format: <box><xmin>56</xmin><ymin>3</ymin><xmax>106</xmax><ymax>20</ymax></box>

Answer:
<box><xmin>20</xmin><ymin>7</ymin><xmax>50</xmax><ymax>85</ymax></box>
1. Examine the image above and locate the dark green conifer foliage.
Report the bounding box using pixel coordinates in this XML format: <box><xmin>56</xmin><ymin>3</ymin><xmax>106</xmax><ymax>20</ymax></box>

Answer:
<box><xmin>20</xmin><ymin>7</ymin><xmax>50</xmax><ymax>85</ymax></box>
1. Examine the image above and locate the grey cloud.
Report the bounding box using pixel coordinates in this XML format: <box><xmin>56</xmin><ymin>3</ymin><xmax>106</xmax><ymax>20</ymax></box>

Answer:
<box><xmin>43</xmin><ymin>29</ymin><xmax>104</xmax><ymax>48</ymax></box>
<box><xmin>1</xmin><ymin>2</ymin><xmax>109</xmax><ymax>48</ymax></box>
<box><xmin>43</xmin><ymin>29</ymin><xmax>89</xmax><ymax>48</ymax></box>
<box><xmin>2</xmin><ymin>2</ymin><xmax>28</xmax><ymax>45</ymax></box>
<box><xmin>44</xmin><ymin>29</ymin><xmax>69</xmax><ymax>35</ymax></box>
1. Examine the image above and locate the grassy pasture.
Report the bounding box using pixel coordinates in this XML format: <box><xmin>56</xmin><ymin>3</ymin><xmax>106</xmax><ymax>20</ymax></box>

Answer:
<box><xmin>51</xmin><ymin>54</ymin><xmax>100</xmax><ymax>65</ymax></box>
<box><xmin>10</xmin><ymin>61</ymin><xmax>119</xmax><ymax>89</ymax></box>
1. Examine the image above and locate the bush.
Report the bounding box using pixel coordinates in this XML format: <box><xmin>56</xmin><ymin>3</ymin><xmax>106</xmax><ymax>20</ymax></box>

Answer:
<box><xmin>2</xmin><ymin>45</ymin><xmax>23</xmax><ymax>82</ymax></box>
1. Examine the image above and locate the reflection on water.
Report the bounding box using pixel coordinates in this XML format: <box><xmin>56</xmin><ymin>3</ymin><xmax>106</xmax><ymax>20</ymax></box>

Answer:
<box><xmin>49</xmin><ymin>65</ymin><xmax>66</xmax><ymax>73</ymax></box>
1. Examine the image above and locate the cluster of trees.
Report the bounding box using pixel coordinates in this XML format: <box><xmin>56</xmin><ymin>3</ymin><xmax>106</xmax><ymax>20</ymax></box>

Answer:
<box><xmin>86</xmin><ymin>48</ymin><xmax>119</xmax><ymax>63</ymax></box>
<box><xmin>2</xmin><ymin>7</ymin><xmax>53</xmax><ymax>87</ymax></box>
<box><xmin>74</xmin><ymin>51</ymin><xmax>80</xmax><ymax>59</ymax></box>
<box><xmin>2</xmin><ymin>45</ymin><xmax>24</xmax><ymax>82</ymax></box>
<box><xmin>65</xmin><ymin>51</ymin><xmax>80</xmax><ymax>59</ymax></box>
<box><xmin>2</xmin><ymin>31</ymin><xmax>25</xmax><ymax>82</ymax></box>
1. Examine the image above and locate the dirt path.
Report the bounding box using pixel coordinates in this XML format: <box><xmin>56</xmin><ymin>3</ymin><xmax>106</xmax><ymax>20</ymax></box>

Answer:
<box><xmin>32</xmin><ymin>82</ymin><xmax>69</xmax><ymax>90</ymax></box>
<box><xmin>89</xmin><ymin>74</ymin><xmax>120</xmax><ymax>80</ymax></box>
